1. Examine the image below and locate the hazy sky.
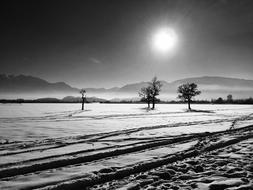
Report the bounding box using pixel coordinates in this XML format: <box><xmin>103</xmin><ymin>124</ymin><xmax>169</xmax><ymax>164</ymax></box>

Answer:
<box><xmin>1</xmin><ymin>0</ymin><xmax>253</xmax><ymax>88</ymax></box>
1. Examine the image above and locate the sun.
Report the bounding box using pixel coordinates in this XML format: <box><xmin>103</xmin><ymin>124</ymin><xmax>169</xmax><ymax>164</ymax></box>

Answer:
<box><xmin>152</xmin><ymin>27</ymin><xmax>178</xmax><ymax>53</ymax></box>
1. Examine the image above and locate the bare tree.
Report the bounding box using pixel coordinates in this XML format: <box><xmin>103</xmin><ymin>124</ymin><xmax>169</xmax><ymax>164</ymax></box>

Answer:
<box><xmin>148</xmin><ymin>76</ymin><xmax>162</xmax><ymax>109</ymax></box>
<box><xmin>139</xmin><ymin>86</ymin><xmax>152</xmax><ymax>108</ymax></box>
<box><xmin>80</xmin><ymin>89</ymin><xmax>86</xmax><ymax>110</ymax></box>
<box><xmin>177</xmin><ymin>83</ymin><xmax>201</xmax><ymax>110</ymax></box>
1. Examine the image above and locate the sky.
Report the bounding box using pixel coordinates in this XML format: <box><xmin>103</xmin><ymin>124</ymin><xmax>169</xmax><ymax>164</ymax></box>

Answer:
<box><xmin>0</xmin><ymin>0</ymin><xmax>253</xmax><ymax>88</ymax></box>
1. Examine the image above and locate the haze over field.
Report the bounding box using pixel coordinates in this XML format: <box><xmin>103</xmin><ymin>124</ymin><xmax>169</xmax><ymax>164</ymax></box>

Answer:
<box><xmin>1</xmin><ymin>74</ymin><xmax>253</xmax><ymax>100</ymax></box>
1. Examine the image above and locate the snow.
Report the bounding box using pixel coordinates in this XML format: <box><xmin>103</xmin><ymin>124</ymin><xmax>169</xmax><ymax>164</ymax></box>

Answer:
<box><xmin>0</xmin><ymin>103</ymin><xmax>252</xmax><ymax>189</ymax></box>
<box><xmin>0</xmin><ymin>141</ymin><xmax>197</xmax><ymax>189</ymax></box>
<box><xmin>0</xmin><ymin>103</ymin><xmax>252</xmax><ymax>142</ymax></box>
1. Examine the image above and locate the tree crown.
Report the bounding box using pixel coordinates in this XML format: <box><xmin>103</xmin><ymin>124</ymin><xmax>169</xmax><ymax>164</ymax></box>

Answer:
<box><xmin>177</xmin><ymin>83</ymin><xmax>201</xmax><ymax>100</ymax></box>
<box><xmin>139</xmin><ymin>86</ymin><xmax>152</xmax><ymax>101</ymax></box>
<box><xmin>80</xmin><ymin>89</ymin><xmax>86</xmax><ymax>97</ymax></box>
<box><xmin>148</xmin><ymin>76</ymin><xmax>162</xmax><ymax>96</ymax></box>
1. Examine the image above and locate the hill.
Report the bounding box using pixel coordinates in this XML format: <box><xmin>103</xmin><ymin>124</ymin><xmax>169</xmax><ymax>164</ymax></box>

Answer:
<box><xmin>0</xmin><ymin>74</ymin><xmax>252</xmax><ymax>100</ymax></box>
<box><xmin>0</xmin><ymin>74</ymin><xmax>79</xmax><ymax>99</ymax></box>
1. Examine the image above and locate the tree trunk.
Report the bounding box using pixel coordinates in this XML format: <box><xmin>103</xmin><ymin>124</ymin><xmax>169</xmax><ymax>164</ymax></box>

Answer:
<box><xmin>188</xmin><ymin>99</ymin><xmax>191</xmax><ymax>110</ymax></box>
<box><xmin>152</xmin><ymin>98</ymin><xmax>155</xmax><ymax>109</ymax></box>
<box><xmin>147</xmin><ymin>101</ymin><xmax>150</xmax><ymax>109</ymax></box>
<box><xmin>81</xmin><ymin>98</ymin><xmax>84</xmax><ymax>110</ymax></box>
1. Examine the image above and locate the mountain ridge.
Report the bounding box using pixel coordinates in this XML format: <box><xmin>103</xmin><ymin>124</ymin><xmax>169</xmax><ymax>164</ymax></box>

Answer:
<box><xmin>0</xmin><ymin>74</ymin><xmax>79</xmax><ymax>93</ymax></box>
<box><xmin>0</xmin><ymin>74</ymin><xmax>252</xmax><ymax>99</ymax></box>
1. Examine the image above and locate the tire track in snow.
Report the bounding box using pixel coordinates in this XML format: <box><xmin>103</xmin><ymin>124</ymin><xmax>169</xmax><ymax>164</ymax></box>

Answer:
<box><xmin>0</xmin><ymin>125</ymin><xmax>252</xmax><ymax>180</ymax></box>
<box><xmin>2</xmin><ymin>115</ymin><xmax>252</xmax><ymax>157</ymax></box>
<box><xmin>37</xmin><ymin>126</ymin><xmax>253</xmax><ymax>190</ymax></box>
<box><xmin>0</xmin><ymin>141</ymin><xmax>197</xmax><ymax>190</ymax></box>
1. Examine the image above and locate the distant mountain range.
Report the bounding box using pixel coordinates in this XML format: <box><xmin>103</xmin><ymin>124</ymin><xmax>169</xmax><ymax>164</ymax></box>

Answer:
<box><xmin>0</xmin><ymin>74</ymin><xmax>78</xmax><ymax>93</ymax></box>
<box><xmin>0</xmin><ymin>74</ymin><xmax>253</xmax><ymax>100</ymax></box>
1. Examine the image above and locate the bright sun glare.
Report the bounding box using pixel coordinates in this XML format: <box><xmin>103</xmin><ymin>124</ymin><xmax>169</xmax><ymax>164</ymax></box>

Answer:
<box><xmin>152</xmin><ymin>27</ymin><xmax>178</xmax><ymax>53</ymax></box>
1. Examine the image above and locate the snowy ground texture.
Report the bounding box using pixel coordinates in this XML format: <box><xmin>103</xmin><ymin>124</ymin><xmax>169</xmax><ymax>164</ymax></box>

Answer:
<box><xmin>0</xmin><ymin>103</ymin><xmax>253</xmax><ymax>190</ymax></box>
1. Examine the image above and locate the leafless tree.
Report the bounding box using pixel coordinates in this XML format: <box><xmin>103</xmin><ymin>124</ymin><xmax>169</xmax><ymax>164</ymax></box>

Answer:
<box><xmin>148</xmin><ymin>76</ymin><xmax>162</xmax><ymax>109</ymax></box>
<box><xmin>80</xmin><ymin>89</ymin><xmax>86</xmax><ymax>110</ymax></box>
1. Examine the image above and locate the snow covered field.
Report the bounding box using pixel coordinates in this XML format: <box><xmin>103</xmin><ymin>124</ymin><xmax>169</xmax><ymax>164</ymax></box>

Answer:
<box><xmin>1</xmin><ymin>103</ymin><xmax>253</xmax><ymax>142</ymax></box>
<box><xmin>0</xmin><ymin>103</ymin><xmax>253</xmax><ymax>189</ymax></box>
